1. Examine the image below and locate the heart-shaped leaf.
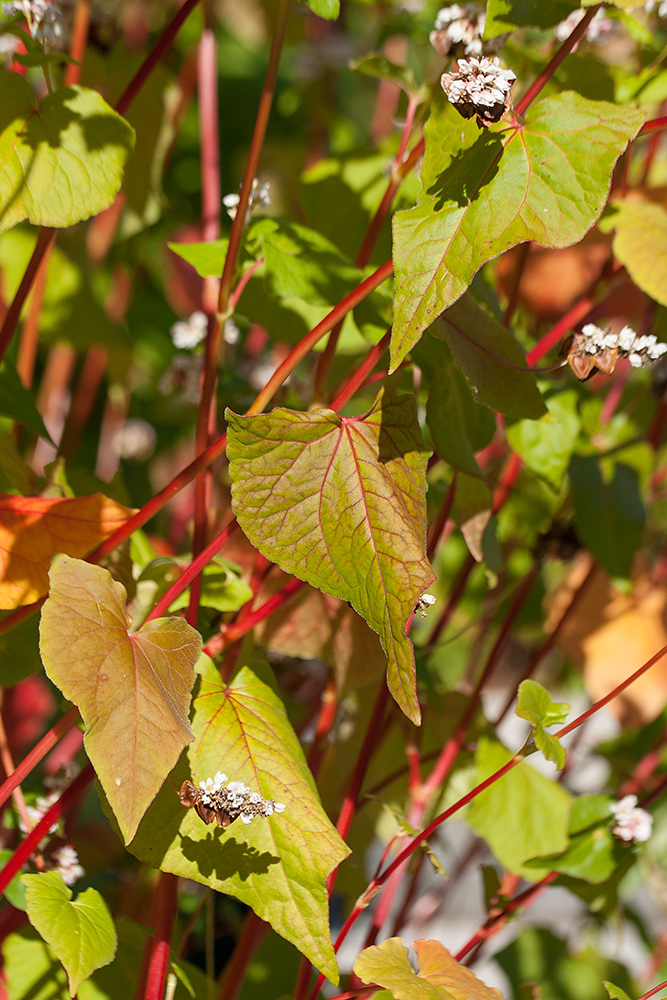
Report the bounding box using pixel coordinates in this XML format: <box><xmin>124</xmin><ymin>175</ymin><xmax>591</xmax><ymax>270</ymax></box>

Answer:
<box><xmin>127</xmin><ymin>658</ymin><xmax>350</xmax><ymax>984</ymax></box>
<box><xmin>226</xmin><ymin>390</ymin><xmax>435</xmax><ymax>724</ymax></box>
<box><xmin>0</xmin><ymin>73</ymin><xmax>135</xmax><ymax>234</ymax></box>
<box><xmin>39</xmin><ymin>555</ymin><xmax>201</xmax><ymax>844</ymax></box>
<box><xmin>22</xmin><ymin>871</ymin><xmax>116</xmax><ymax>997</ymax></box>
<box><xmin>355</xmin><ymin>937</ymin><xmax>506</xmax><ymax>1000</ymax></box>
<box><xmin>0</xmin><ymin>492</ymin><xmax>136</xmax><ymax>608</ymax></box>
<box><xmin>391</xmin><ymin>92</ymin><xmax>644</xmax><ymax>370</ymax></box>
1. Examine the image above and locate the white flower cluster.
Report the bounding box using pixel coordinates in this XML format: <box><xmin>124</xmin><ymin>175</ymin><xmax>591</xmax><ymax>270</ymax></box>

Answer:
<box><xmin>49</xmin><ymin>844</ymin><xmax>85</xmax><ymax>886</ymax></box>
<box><xmin>581</xmin><ymin>323</ymin><xmax>667</xmax><ymax>368</ymax></box>
<box><xmin>223</xmin><ymin>178</ymin><xmax>271</xmax><ymax>224</ymax></box>
<box><xmin>554</xmin><ymin>8</ymin><xmax>612</xmax><ymax>45</ymax></box>
<box><xmin>441</xmin><ymin>56</ymin><xmax>516</xmax><ymax>127</ymax></box>
<box><xmin>20</xmin><ymin>791</ymin><xmax>60</xmax><ymax>836</ymax></box>
<box><xmin>644</xmin><ymin>0</ymin><xmax>667</xmax><ymax>17</ymax></box>
<box><xmin>610</xmin><ymin>795</ymin><xmax>653</xmax><ymax>843</ymax></box>
<box><xmin>171</xmin><ymin>310</ymin><xmax>208</xmax><ymax>350</ymax></box>
<box><xmin>198</xmin><ymin>771</ymin><xmax>285</xmax><ymax>825</ymax></box>
<box><xmin>111</xmin><ymin>418</ymin><xmax>156</xmax><ymax>461</ymax></box>
<box><xmin>2</xmin><ymin>0</ymin><xmax>64</xmax><ymax>43</ymax></box>
<box><xmin>430</xmin><ymin>3</ymin><xmax>506</xmax><ymax>58</ymax></box>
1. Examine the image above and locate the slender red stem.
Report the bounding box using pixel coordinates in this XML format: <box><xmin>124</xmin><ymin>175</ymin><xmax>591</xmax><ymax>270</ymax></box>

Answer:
<box><xmin>0</xmin><ymin>706</ymin><xmax>80</xmax><ymax>810</ymax></box>
<box><xmin>143</xmin><ymin>873</ymin><xmax>180</xmax><ymax>1000</ymax></box>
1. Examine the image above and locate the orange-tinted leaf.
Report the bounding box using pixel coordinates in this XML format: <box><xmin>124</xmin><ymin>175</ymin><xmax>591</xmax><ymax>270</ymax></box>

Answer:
<box><xmin>0</xmin><ymin>493</ymin><xmax>136</xmax><ymax>609</ymax></box>
<box><xmin>40</xmin><ymin>555</ymin><xmax>201</xmax><ymax>843</ymax></box>
<box><xmin>354</xmin><ymin>938</ymin><xmax>505</xmax><ymax>1000</ymax></box>
<box><xmin>546</xmin><ymin>555</ymin><xmax>667</xmax><ymax>726</ymax></box>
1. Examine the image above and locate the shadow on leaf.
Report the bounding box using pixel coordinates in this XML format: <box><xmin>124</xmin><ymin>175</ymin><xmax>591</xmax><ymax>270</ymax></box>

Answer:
<box><xmin>425</xmin><ymin>132</ymin><xmax>504</xmax><ymax>210</ymax></box>
<box><xmin>180</xmin><ymin>831</ymin><xmax>279</xmax><ymax>882</ymax></box>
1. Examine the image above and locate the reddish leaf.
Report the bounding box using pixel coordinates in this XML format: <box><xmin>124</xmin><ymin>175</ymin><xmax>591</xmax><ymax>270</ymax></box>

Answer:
<box><xmin>226</xmin><ymin>390</ymin><xmax>435</xmax><ymax>724</ymax></box>
<box><xmin>355</xmin><ymin>938</ymin><xmax>505</xmax><ymax>1000</ymax></box>
<box><xmin>40</xmin><ymin>555</ymin><xmax>201</xmax><ymax>844</ymax></box>
<box><xmin>0</xmin><ymin>493</ymin><xmax>136</xmax><ymax>609</ymax></box>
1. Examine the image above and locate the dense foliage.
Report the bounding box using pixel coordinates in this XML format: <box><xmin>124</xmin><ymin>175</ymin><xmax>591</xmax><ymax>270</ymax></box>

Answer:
<box><xmin>1</xmin><ymin>1</ymin><xmax>667</xmax><ymax>999</ymax></box>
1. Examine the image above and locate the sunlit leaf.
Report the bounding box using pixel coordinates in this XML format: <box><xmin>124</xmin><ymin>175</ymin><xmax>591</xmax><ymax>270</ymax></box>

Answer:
<box><xmin>226</xmin><ymin>390</ymin><xmax>435</xmax><ymax>724</ymax></box>
<box><xmin>355</xmin><ymin>937</ymin><xmax>505</xmax><ymax>1000</ymax></box>
<box><xmin>507</xmin><ymin>391</ymin><xmax>581</xmax><ymax>492</ymax></box>
<box><xmin>304</xmin><ymin>0</ymin><xmax>339</xmax><ymax>20</ymax></box>
<box><xmin>40</xmin><ymin>555</ymin><xmax>201</xmax><ymax>844</ymax></box>
<box><xmin>127</xmin><ymin>658</ymin><xmax>349</xmax><ymax>984</ymax></box>
<box><xmin>392</xmin><ymin>93</ymin><xmax>644</xmax><ymax>369</ymax></box>
<box><xmin>22</xmin><ymin>871</ymin><xmax>116</xmax><ymax>997</ymax></box>
<box><xmin>168</xmin><ymin>238</ymin><xmax>230</xmax><ymax>277</ymax></box>
<box><xmin>467</xmin><ymin>738</ymin><xmax>572</xmax><ymax>880</ymax></box>
<box><xmin>599</xmin><ymin>201</ymin><xmax>667</xmax><ymax>307</ymax></box>
<box><xmin>0</xmin><ymin>493</ymin><xmax>136</xmax><ymax>608</ymax></box>
<box><xmin>0</xmin><ymin>73</ymin><xmax>135</xmax><ymax>234</ymax></box>
<box><xmin>485</xmin><ymin>0</ymin><xmax>579</xmax><ymax>37</ymax></box>
<box><xmin>524</xmin><ymin>795</ymin><xmax>618</xmax><ymax>883</ymax></box>
<box><xmin>0</xmin><ymin>359</ymin><xmax>50</xmax><ymax>440</ymax></box>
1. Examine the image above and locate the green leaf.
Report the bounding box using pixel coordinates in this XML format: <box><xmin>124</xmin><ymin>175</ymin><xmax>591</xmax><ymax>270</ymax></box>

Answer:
<box><xmin>355</xmin><ymin>937</ymin><xmax>506</xmax><ymax>1000</ymax></box>
<box><xmin>39</xmin><ymin>555</ymin><xmax>202</xmax><ymax>844</ymax></box>
<box><xmin>485</xmin><ymin>0</ymin><xmax>580</xmax><ymax>36</ymax></box>
<box><xmin>22</xmin><ymin>871</ymin><xmax>116</xmax><ymax>997</ymax></box>
<box><xmin>127</xmin><ymin>658</ymin><xmax>349</xmax><ymax>984</ymax></box>
<box><xmin>599</xmin><ymin>201</ymin><xmax>667</xmax><ymax>307</ymax></box>
<box><xmin>391</xmin><ymin>93</ymin><xmax>644</xmax><ymax>370</ymax></box>
<box><xmin>304</xmin><ymin>0</ymin><xmax>339</xmax><ymax>20</ymax></box>
<box><xmin>417</xmin><ymin>336</ymin><xmax>496</xmax><ymax>479</ymax></box>
<box><xmin>0</xmin><ymin>359</ymin><xmax>50</xmax><ymax>440</ymax></box>
<box><xmin>168</xmin><ymin>238</ymin><xmax>230</xmax><ymax>278</ymax></box>
<box><xmin>524</xmin><ymin>795</ymin><xmax>618</xmax><ymax>883</ymax></box>
<box><xmin>467</xmin><ymin>738</ymin><xmax>572</xmax><ymax>880</ymax></box>
<box><xmin>569</xmin><ymin>455</ymin><xmax>645</xmax><ymax>583</ymax></box>
<box><xmin>507</xmin><ymin>392</ymin><xmax>581</xmax><ymax>491</ymax></box>
<box><xmin>262</xmin><ymin>221</ymin><xmax>369</xmax><ymax>307</ymax></box>
<box><xmin>0</xmin><ymin>74</ymin><xmax>135</xmax><ymax>234</ymax></box>
<box><xmin>226</xmin><ymin>390</ymin><xmax>435</xmax><ymax>724</ymax></box>
<box><xmin>516</xmin><ymin>680</ymin><xmax>569</xmax><ymax>769</ymax></box>
<box><xmin>139</xmin><ymin>557</ymin><xmax>253</xmax><ymax>614</ymax></box>
<box><xmin>2</xmin><ymin>920</ymin><xmax>213</xmax><ymax>1000</ymax></box>
<box><xmin>516</xmin><ymin>680</ymin><xmax>569</xmax><ymax>729</ymax></box>
<box><xmin>0</xmin><ymin>849</ymin><xmax>27</xmax><ymax>909</ymax></box>
<box><xmin>432</xmin><ymin>295</ymin><xmax>547</xmax><ymax>420</ymax></box>
<box><xmin>351</xmin><ymin>55</ymin><xmax>426</xmax><ymax>100</ymax></box>
<box><xmin>604</xmin><ymin>982</ymin><xmax>633</xmax><ymax>1000</ymax></box>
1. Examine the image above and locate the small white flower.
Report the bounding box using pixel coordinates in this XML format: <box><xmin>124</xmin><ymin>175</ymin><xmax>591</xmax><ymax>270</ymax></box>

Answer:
<box><xmin>223</xmin><ymin>178</ymin><xmax>271</xmax><ymax>224</ymax></box>
<box><xmin>274</xmin><ymin>802</ymin><xmax>285</xmax><ymax>813</ymax></box>
<box><xmin>2</xmin><ymin>0</ymin><xmax>64</xmax><ymax>43</ymax></box>
<box><xmin>111</xmin><ymin>418</ymin><xmax>156</xmax><ymax>461</ymax></box>
<box><xmin>628</xmin><ymin>353</ymin><xmax>644</xmax><ymax>368</ymax></box>
<box><xmin>421</xmin><ymin>594</ymin><xmax>436</xmax><ymax>606</ymax></box>
<box><xmin>618</xmin><ymin>326</ymin><xmax>637</xmax><ymax>351</ymax></box>
<box><xmin>171</xmin><ymin>310</ymin><xmax>208</xmax><ymax>350</ymax></box>
<box><xmin>241</xmin><ymin>813</ymin><xmax>254</xmax><ymax>824</ymax></box>
<box><xmin>611</xmin><ymin>794</ymin><xmax>653</xmax><ymax>843</ymax></box>
<box><xmin>224</xmin><ymin>319</ymin><xmax>240</xmax><ymax>345</ymax></box>
<box><xmin>645</xmin><ymin>1</ymin><xmax>667</xmax><ymax>16</ymax></box>
<box><xmin>50</xmin><ymin>844</ymin><xmax>84</xmax><ymax>886</ymax></box>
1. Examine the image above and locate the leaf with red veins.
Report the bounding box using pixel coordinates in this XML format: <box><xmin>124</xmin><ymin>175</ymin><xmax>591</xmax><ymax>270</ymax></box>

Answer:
<box><xmin>39</xmin><ymin>555</ymin><xmax>202</xmax><ymax>844</ymax></box>
<box><xmin>226</xmin><ymin>389</ymin><xmax>435</xmax><ymax>724</ymax></box>
<box><xmin>391</xmin><ymin>92</ymin><xmax>645</xmax><ymax>371</ymax></box>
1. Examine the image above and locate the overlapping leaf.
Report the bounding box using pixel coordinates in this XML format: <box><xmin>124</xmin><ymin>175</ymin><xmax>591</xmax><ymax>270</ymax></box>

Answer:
<box><xmin>433</xmin><ymin>295</ymin><xmax>546</xmax><ymax>420</ymax></box>
<box><xmin>355</xmin><ymin>938</ymin><xmax>505</xmax><ymax>1000</ymax></box>
<box><xmin>507</xmin><ymin>391</ymin><xmax>581</xmax><ymax>492</ymax></box>
<box><xmin>391</xmin><ymin>93</ymin><xmax>644</xmax><ymax>370</ymax></box>
<box><xmin>39</xmin><ymin>556</ymin><xmax>201</xmax><ymax>844</ymax></box>
<box><xmin>127</xmin><ymin>658</ymin><xmax>349</xmax><ymax>983</ymax></box>
<box><xmin>226</xmin><ymin>390</ymin><xmax>435</xmax><ymax>724</ymax></box>
<box><xmin>22</xmin><ymin>872</ymin><xmax>116</xmax><ymax>997</ymax></box>
<box><xmin>485</xmin><ymin>0</ymin><xmax>579</xmax><ymax>36</ymax></box>
<box><xmin>0</xmin><ymin>492</ymin><xmax>136</xmax><ymax>608</ymax></box>
<box><xmin>599</xmin><ymin>200</ymin><xmax>667</xmax><ymax>307</ymax></box>
<box><xmin>0</xmin><ymin>73</ymin><xmax>135</xmax><ymax>234</ymax></box>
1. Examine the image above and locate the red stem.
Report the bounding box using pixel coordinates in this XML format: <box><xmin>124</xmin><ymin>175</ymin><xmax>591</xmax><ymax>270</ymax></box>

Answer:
<box><xmin>0</xmin><ymin>762</ymin><xmax>93</xmax><ymax>896</ymax></box>
<box><xmin>514</xmin><ymin>6</ymin><xmax>602</xmax><ymax>118</ymax></box>
<box><xmin>143</xmin><ymin>873</ymin><xmax>180</xmax><ymax>1000</ymax></box>
<box><xmin>115</xmin><ymin>0</ymin><xmax>202</xmax><ymax>116</ymax></box>
<box><xmin>0</xmin><ymin>706</ymin><xmax>79</xmax><ymax>810</ymax></box>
